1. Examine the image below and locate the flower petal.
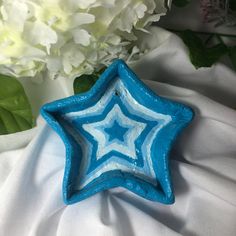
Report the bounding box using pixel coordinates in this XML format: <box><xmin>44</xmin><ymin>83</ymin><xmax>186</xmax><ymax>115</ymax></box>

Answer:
<box><xmin>72</xmin><ymin>29</ymin><xmax>91</xmax><ymax>46</ymax></box>
<box><xmin>72</xmin><ymin>13</ymin><xmax>95</xmax><ymax>26</ymax></box>
<box><xmin>25</xmin><ymin>21</ymin><xmax>58</xmax><ymax>53</ymax></box>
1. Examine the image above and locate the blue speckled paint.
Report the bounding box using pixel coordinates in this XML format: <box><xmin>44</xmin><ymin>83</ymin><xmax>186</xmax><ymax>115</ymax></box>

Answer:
<box><xmin>40</xmin><ymin>59</ymin><xmax>194</xmax><ymax>205</ymax></box>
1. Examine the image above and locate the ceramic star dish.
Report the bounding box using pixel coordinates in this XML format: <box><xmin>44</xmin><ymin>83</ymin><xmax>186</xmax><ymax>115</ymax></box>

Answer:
<box><xmin>41</xmin><ymin>59</ymin><xmax>194</xmax><ymax>205</ymax></box>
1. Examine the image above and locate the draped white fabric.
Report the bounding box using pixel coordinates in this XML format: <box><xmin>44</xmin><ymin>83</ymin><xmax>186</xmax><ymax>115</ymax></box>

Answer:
<box><xmin>0</xmin><ymin>27</ymin><xmax>236</xmax><ymax>236</ymax></box>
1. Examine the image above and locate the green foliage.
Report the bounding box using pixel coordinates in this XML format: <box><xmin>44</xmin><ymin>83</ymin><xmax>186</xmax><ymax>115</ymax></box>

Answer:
<box><xmin>73</xmin><ymin>67</ymin><xmax>106</xmax><ymax>95</ymax></box>
<box><xmin>173</xmin><ymin>0</ymin><xmax>191</xmax><ymax>7</ymax></box>
<box><xmin>179</xmin><ymin>30</ymin><xmax>228</xmax><ymax>68</ymax></box>
<box><xmin>73</xmin><ymin>74</ymin><xmax>98</xmax><ymax>94</ymax></box>
<box><xmin>206</xmin><ymin>44</ymin><xmax>229</xmax><ymax>66</ymax></box>
<box><xmin>228</xmin><ymin>46</ymin><xmax>236</xmax><ymax>70</ymax></box>
<box><xmin>0</xmin><ymin>74</ymin><xmax>34</xmax><ymax>135</ymax></box>
<box><xmin>229</xmin><ymin>0</ymin><xmax>236</xmax><ymax>11</ymax></box>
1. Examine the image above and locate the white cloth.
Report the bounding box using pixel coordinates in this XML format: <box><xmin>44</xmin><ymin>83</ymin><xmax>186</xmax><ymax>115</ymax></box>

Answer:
<box><xmin>0</xmin><ymin>27</ymin><xmax>236</xmax><ymax>236</ymax></box>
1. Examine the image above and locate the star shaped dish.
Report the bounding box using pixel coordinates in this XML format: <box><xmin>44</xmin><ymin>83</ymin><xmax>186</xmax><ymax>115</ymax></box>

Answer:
<box><xmin>41</xmin><ymin>59</ymin><xmax>194</xmax><ymax>205</ymax></box>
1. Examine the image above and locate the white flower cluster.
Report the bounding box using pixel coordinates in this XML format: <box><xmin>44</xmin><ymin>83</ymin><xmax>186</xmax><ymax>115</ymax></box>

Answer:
<box><xmin>0</xmin><ymin>0</ymin><xmax>170</xmax><ymax>79</ymax></box>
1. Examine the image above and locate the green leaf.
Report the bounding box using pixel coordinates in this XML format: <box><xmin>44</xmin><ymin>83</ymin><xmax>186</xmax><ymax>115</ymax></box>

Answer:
<box><xmin>73</xmin><ymin>74</ymin><xmax>98</xmax><ymax>94</ymax></box>
<box><xmin>73</xmin><ymin>67</ymin><xmax>107</xmax><ymax>95</ymax></box>
<box><xmin>229</xmin><ymin>0</ymin><xmax>236</xmax><ymax>11</ymax></box>
<box><xmin>205</xmin><ymin>43</ymin><xmax>228</xmax><ymax>66</ymax></box>
<box><xmin>0</xmin><ymin>74</ymin><xmax>34</xmax><ymax>135</ymax></box>
<box><xmin>228</xmin><ymin>46</ymin><xmax>236</xmax><ymax>70</ymax></box>
<box><xmin>180</xmin><ymin>30</ymin><xmax>207</xmax><ymax>68</ymax></box>
<box><xmin>179</xmin><ymin>30</ymin><xmax>228</xmax><ymax>68</ymax></box>
<box><xmin>173</xmin><ymin>0</ymin><xmax>191</xmax><ymax>7</ymax></box>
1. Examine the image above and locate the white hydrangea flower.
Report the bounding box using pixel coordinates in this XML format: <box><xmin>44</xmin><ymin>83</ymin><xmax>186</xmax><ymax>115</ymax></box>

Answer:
<box><xmin>0</xmin><ymin>0</ymin><xmax>171</xmax><ymax>79</ymax></box>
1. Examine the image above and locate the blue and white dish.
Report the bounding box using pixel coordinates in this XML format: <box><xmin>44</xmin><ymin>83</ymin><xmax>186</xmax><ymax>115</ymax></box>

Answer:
<box><xmin>41</xmin><ymin>59</ymin><xmax>194</xmax><ymax>205</ymax></box>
